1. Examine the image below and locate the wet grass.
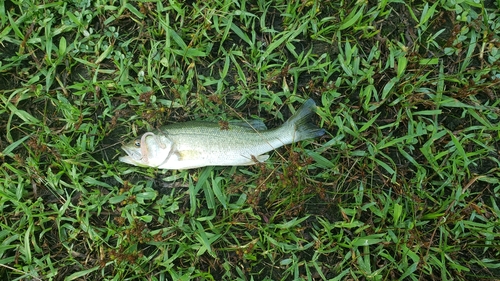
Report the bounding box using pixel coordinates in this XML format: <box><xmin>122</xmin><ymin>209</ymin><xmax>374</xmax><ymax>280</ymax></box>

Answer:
<box><xmin>1</xmin><ymin>0</ymin><xmax>500</xmax><ymax>280</ymax></box>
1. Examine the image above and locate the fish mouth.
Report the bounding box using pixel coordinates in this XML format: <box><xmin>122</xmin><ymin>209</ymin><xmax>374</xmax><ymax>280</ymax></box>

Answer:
<box><xmin>119</xmin><ymin>146</ymin><xmax>143</xmax><ymax>165</ymax></box>
<box><xmin>119</xmin><ymin>155</ymin><xmax>135</xmax><ymax>165</ymax></box>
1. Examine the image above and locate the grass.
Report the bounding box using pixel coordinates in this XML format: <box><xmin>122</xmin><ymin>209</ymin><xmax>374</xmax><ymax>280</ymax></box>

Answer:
<box><xmin>1</xmin><ymin>0</ymin><xmax>500</xmax><ymax>280</ymax></box>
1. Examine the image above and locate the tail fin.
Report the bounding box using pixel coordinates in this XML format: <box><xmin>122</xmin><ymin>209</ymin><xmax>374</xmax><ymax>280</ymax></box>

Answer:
<box><xmin>284</xmin><ymin>99</ymin><xmax>326</xmax><ymax>141</ymax></box>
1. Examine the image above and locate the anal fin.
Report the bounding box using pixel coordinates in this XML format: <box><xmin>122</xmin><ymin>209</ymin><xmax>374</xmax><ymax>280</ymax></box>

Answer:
<box><xmin>240</xmin><ymin>154</ymin><xmax>269</xmax><ymax>165</ymax></box>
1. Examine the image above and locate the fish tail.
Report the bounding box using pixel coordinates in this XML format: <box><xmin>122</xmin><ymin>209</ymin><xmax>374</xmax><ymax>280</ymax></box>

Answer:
<box><xmin>284</xmin><ymin>99</ymin><xmax>326</xmax><ymax>141</ymax></box>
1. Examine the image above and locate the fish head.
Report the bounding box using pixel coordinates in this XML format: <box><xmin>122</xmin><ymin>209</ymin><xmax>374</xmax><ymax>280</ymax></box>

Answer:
<box><xmin>119</xmin><ymin>132</ymin><xmax>173</xmax><ymax>167</ymax></box>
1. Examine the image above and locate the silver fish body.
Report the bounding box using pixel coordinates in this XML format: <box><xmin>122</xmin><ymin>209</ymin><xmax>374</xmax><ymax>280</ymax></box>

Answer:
<box><xmin>119</xmin><ymin>99</ymin><xmax>325</xmax><ymax>169</ymax></box>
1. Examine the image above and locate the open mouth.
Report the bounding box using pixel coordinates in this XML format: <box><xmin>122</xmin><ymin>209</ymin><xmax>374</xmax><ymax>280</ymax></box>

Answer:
<box><xmin>119</xmin><ymin>146</ymin><xmax>142</xmax><ymax>165</ymax></box>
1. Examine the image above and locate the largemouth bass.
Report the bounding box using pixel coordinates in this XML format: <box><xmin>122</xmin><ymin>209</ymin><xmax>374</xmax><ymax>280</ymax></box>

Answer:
<box><xmin>119</xmin><ymin>99</ymin><xmax>325</xmax><ymax>169</ymax></box>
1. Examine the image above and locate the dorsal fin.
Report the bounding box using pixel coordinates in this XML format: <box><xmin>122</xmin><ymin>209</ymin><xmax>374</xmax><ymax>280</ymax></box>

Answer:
<box><xmin>229</xmin><ymin>120</ymin><xmax>267</xmax><ymax>131</ymax></box>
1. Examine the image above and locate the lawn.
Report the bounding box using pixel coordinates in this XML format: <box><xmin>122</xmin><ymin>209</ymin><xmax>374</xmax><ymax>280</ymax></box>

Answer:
<box><xmin>1</xmin><ymin>0</ymin><xmax>500</xmax><ymax>280</ymax></box>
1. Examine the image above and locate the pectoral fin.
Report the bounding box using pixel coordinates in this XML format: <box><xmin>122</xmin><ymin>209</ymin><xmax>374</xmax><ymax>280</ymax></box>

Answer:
<box><xmin>177</xmin><ymin>150</ymin><xmax>201</xmax><ymax>160</ymax></box>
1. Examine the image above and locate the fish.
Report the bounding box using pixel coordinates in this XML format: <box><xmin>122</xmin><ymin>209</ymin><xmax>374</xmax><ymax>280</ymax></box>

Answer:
<box><xmin>119</xmin><ymin>99</ymin><xmax>325</xmax><ymax>169</ymax></box>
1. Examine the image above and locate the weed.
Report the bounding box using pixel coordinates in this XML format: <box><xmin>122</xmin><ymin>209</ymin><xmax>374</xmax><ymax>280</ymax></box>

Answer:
<box><xmin>1</xmin><ymin>0</ymin><xmax>499</xmax><ymax>280</ymax></box>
